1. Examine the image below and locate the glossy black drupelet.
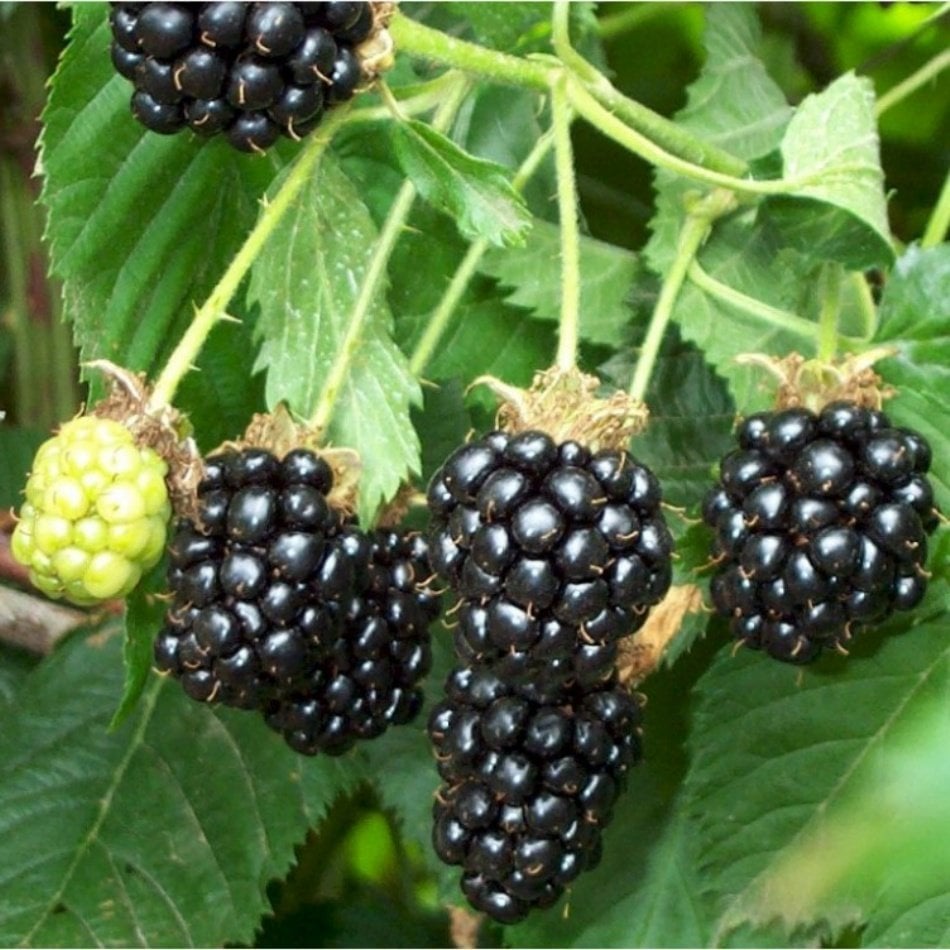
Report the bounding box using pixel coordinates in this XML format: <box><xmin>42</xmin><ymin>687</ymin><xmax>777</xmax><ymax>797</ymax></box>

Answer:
<box><xmin>263</xmin><ymin>528</ymin><xmax>442</xmax><ymax>755</ymax></box>
<box><xmin>427</xmin><ymin>430</ymin><xmax>673</xmax><ymax>687</ymax></box>
<box><xmin>703</xmin><ymin>402</ymin><xmax>939</xmax><ymax>663</ymax></box>
<box><xmin>108</xmin><ymin>2</ymin><xmax>376</xmax><ymax>151</ymax></box>
<box><xmin>429</xmin><ymin>666</ymin><xmax>643</xmax><ymax>924</ymax></box>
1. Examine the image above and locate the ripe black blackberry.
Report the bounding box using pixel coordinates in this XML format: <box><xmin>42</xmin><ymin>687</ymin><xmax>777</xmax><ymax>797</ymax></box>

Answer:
<box><xmin>263</xmin><ymin>528</ymin><xmax>442</xmax><ymax>755</ymax></box>
<box><xmin>108</xmin><ymin>2</ymin><xmax>381</xmax><ymax>152</ymax></box>
<box><xmin>155</xmin><ymin>446</ymin><xmax>441</xmax><ymax>755</ymax></box>
<box><xmin>703</xmin><ymin>401</ymin><xmax>938</xmax><ymax>663</ymax></box>
<box><xmin>429</xmin><ymin>665</ymin><xmax>643</xmax><ymax>924</ymax></box>
<box><xmin>427</xmin><ymin>429</ymin><xmax>673</xmax><ymax>687</ymax></box>
<box><xmin>154</xmin><ymin>446</ymin><xmax>364</xmax><ymax>710</ymax></box>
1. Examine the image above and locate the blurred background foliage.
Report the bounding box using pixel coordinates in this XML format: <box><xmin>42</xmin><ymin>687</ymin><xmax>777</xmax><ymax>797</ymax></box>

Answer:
<box><xmin>0</xmin><ymin>3</ymin><xmax>947</xmax><ymax>946</ymax></box>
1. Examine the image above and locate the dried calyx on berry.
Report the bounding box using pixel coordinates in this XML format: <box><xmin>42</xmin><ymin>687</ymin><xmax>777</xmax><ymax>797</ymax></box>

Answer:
<box><xmin>429</xmin><ymin>665</ymin><xmax>643</xmax><ymax>924</ymax></box>
<box><xmin>11</xmin><ymin>363</ymin><xmax>191</xmax><ymax>607</ymax></box>
<box><xmin>154</xmin><ymin>412</ymin><xmax>440</xmax><ymax>756</ymax></box>
<box><xmin>427</xmin><ymin>368</ymin><xmax>672</xmax><ymax>689</ymax></box>
<box><xmin>108</xmin><ymin>1</ymin><xmax>395</xmax><ymax>153</ymax></box>
<box><xmin>704</xmin><ymin>353</ymin><xmax>940</xmax><ymax>663</ymax></box>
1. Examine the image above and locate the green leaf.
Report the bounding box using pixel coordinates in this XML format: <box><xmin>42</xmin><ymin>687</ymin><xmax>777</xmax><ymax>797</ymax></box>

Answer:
<box><xmin>0</xmin><ymin>626</ymin><xmax>362</xmax><ymax>947</ymax></box>
<box><xmin>480</xmin><ymin>218</ymin><xmax>639</xmax><ymax>346</ymax></box>
<box><xmin>390</xmin><ymin>119</ymin><xmax>532</xmax><ymax>248</ymax></box>
<box><xmin>247</xmin><ymin>155</ymin><xmax>422</xmax><ymax>524</ymax></box>
<box><xmin>683</xmin><ymin>582</ymin><xmax>950</xmax><ymax>946</ymax></box>
<box><xmin>738</xmin><ymin>697</ymin><xmax>950</xmax><ymax>947</ymax></box>
<box><xmin>40</xmin><ymin>5</ymin><xmax>280</xmax><ymax>399</ymax></box>
<box><xmin>873</xmin><ymin>243</ymin><xmax>950</xmax><ymax>510</ymax></box>
<box><xmin>764</xmin><ymin>73</ymin><xmax>895</xmax><ymax>270</ymax></box>
<box><xmin>0</xmin><ymin>642</ymin><xmax>38</xmax><ymax>710</ymax></box>
<box><xmin>109</xmin><ymin>561</ymin><xmax>167</xmax><ymax>731</ymax></box>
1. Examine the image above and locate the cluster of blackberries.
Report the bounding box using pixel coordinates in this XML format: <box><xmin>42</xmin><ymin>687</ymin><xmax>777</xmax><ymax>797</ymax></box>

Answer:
<box><xmin>429</xmin><ymin>666</ymin><xmax>642</xmax><ymax>925</ymax></box>
<box><xmin>154</xmin><ymin>447</ymin><xmax>439</xmax><ymax>755</ymax></box>
<box><xmin>704</xmin><ymin>402</ymin><xmax>938</xmax><ymax>663</ymax></box>
<box><xmin>426</xmin><ymin>429</ymin><xmax>669</xmax><ymax>921</ymax></box>
<box><xmin>109</xmin><ymin>2</ymin><xmax>374</xmax><ymax>152</ymax></box>
<box><xmin>427</xmin><ymin>430</ymin><xmax>673</xmax><ymax>686</ymax></box>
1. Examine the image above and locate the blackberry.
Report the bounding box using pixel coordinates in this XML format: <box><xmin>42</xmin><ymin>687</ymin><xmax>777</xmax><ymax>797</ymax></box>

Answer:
<box><xmin>263</xmin><ymin>528</ymin><xmax>441</xmax><ymax>755</ymax></box>
<box><xmin>429</xmin><ymin>666</ymin><xmax>643</xmax><ymax>923</ymax></box>
<box><xmin>704</xmin><ymin>402</ymin><xmax>938</xmax><ymax>663</ymax></box>
<box><xmin>155</xmin><ymin>447</ymin><xmax>440</xmax><ymax>754</ymax></box>
<box><xmin>427</xmin><ymin>430</ymin><xmax>672</xmax><ymax>687</ymax></box>
<box><xmin>155</xmin><ymin>447</ymin><xmax>353</xmax><ymax>710</ymax></box>
<box><xmin>108</xmin><ymin>1</ymin><xmax>376</xmax><ymax>152</ymax></box>
<box><xmin>11</xmin><ymin>416</ymin><xmax>171</xmax><ymax>606</ymax></box>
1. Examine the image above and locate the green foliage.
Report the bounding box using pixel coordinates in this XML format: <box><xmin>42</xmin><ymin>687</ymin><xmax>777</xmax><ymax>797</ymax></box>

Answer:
<box><xmin>764</xmin><ymin>73</ymin><xmax>894</xmax><ymax>270</ymax></box>
<box><xmin>391</xmin><ymin>119</ymin><xmax>532</xmax><ymax>247</ymax></box>
<box><xmin>481</xmin><ymin>218</ymin><xmax>639</xmax><ymax>346</ymax></box>
<box><xmin>2</xmin><ymin>1</ymin><xmax>947</xmax><ymax>948</ymax></box>
<box><xmin>0</xmin><ymin>628</ymin><xmax>363</xmax><ymax>947</ymax></box>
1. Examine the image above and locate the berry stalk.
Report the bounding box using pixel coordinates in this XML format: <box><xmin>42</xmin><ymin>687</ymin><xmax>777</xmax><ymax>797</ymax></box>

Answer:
<box><xmin>565</xmin><ymin>81</ymin><xmax>801</xmax><ymax>198</ymax></box>
<box><xmin>687</xmin><ymin>260</ymin><xmax>827</xmax><ymax>342</ymax></box>
<box><xmin>629</xmin><ymin>188</ymin><xmax>737</xmax><ymax>402</ymax></box>
<box><xmin>816</xmin><ymin>263</ymin><xmax>844</xmax><ymax>363</ymax></box>
<box><xmin>551</xmin><ymin>72</ymin><xmax>581</xmax><ymax>372</ymax></box>
<box><xmin>147</xmin><ymin>104</ymin><xmax>353</xmax><ymax>414</ymax></box>
<box><xmin>874</xmin><ymin>46</ymin><xmax>950</xmax><ymax>117</ymax></box>
<box><xmin>408</xmin><ymin>128</ymin><xmax>557</xmax><ymax>378</ymax></box>
<box><xmin>308</xmin><ymin>81</ymin><xmax>468</xmax><ymax>432</ymax></box>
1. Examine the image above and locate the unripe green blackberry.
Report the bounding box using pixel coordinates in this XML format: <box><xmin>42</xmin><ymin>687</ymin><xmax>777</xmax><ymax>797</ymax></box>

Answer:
<box><xmin>12</xmin><ymin>416</ymin><xmax>171</xmax><ymax>605</ymax></box>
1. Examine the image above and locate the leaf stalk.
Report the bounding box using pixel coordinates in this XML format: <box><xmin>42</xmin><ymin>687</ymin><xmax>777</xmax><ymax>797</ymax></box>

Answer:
<box><xmin>551</xmin><ymin>72</ymin><xmax>581</xmax><ymax>372</ymax></box>
<box><xmin>629</xmin><ymin>189</ymin><xmax>737</xmax><ymax>402</ymax></box>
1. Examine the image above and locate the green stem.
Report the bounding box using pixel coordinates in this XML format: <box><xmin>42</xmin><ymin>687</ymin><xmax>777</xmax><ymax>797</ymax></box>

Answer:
<box><xmin>147</xmin><ymin>106</ymin><xmax>351</xmax><ymax>412</ymax></box>
<box><xmin>687</xmin><ymin>261</ymin><xmax>824</xmax><ymax>342</ymax></box>
<box><xmin>389</xmin><ymin>13</ymin><xmax>550</xmax><ymax>91</ymax></box>
<box><xmin>408</xmin><ymin>128</ymin><xmax>556</xmax><ymax>377</ymax></box>
<box><xmin>598</xmin><ymin>3</ymin><xmax>677</xmax><ymax>41</ymax></box>
<box><xmin>629</xmin><ymin>189</ymin><xmax>737</xmax><ymax>401</ymax></box>
<box><xmin>566</xmin><ymin>80</ymin><xmax>791</xmax><ymax>196</ymax></box>
<box><xmin>557</xmin><ymin>17</ymin><xmax>748</xmax><ymax>177</ymax></box>
<box><xmin>552</xmin><ymin>0</ymin><xmax>600</xmax><ymax>85</ymax></box>
<box><xmin>347</xmin><ymin>71</ymin><xmax>465</xmax><ymax>124</ymax></box>
<box><xmin>847</xmin><ymin>271</ymin><xmax>878</xmax><ymax>341</ymax></box>
<box><xmin>390</xmin><ymin>11</ymin><xmax>748</xmax><ymax>178</ymax></box>
<box><xmin>309</xmin><ymin>85</ymin><xmax>467</xmax><ymax>431</ymax></box>
<box><xmin>552</xmin><ymin>74</ymin><xmax>581</xmax><ymax>371</ymax></box>
<box><xmin>816</xmin><ymin>263</ymin><xmax>844</xmax><ymax>362</ymax></box>
<box><xmin>875</xmin><ymin>47</ymin><xmax>950</xmax><ymax>116</ymax></box>
<box><xmin>921</xmin><ymin>167</ymin><xmax>950</xmax><ymax>248</ymax></box>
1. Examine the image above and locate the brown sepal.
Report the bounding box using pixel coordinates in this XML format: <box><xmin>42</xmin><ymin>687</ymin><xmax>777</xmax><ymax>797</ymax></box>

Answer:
<box><xmin>84</xmin><ymin>360</ymin><xmax>202</xmax><ymax>521</ymax></box>
<box><xmin>617</xmin><ymin>584</ymin><xmax>704</xmax><ymax>687</ymax></box>
<box><xmin>472</xmin><ymin>365</ymin><xmax>649</xmax><ymax>453</ymax></box>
